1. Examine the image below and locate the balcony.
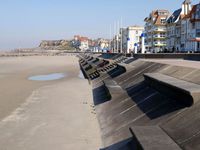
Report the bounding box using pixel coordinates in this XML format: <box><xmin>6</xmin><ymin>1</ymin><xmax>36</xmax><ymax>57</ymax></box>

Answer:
<box><xmin>153</xmin><ymin>34</ymin><xmax>167</xmax><ymax>39</ymax></box>
<box><xmin>153</xmin><ymin>41</ymin><xmax>167</xmax><ymax>46</ymax></box>
<box><xmin>153</xmin><ymin>27</ymin><xmax>167</xmax><ymax>32</ymax></box>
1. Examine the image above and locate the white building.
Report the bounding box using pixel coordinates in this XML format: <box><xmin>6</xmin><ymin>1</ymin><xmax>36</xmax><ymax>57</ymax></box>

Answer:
<box><xmin>98</xmin><ymin>38</ymin><xmax>109</xmax><ymax>52</ymax></box>
<box><xmin>79</xmin><ymin>40</ymin><xmax>89</xmax><ymax>51</ymax></box>
<box><xmin>121</xmin><ymin>26</ymin><xmax>144</xmax><ymax>54</ymax></box>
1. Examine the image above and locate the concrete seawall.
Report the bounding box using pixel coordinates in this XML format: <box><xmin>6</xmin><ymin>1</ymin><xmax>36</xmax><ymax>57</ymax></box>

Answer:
<box><xmin>79</xmin><ymin>53</ymin><xmax>200</xmax><ymax>150</ymax></box>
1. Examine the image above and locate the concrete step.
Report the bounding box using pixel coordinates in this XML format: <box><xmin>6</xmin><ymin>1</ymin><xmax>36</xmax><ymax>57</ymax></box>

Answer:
<box><xmin>92</xmin><ymin>81</ymin><xmax>111</xmax><ymax>106</ymax></box>
<box><xmin>144</xmin><ymin>73</ymin><xmax>200</xmax><ymax>106</ymax></box>
<box><xmin>130</xmin><ymin>126</ymin><xmax>182</xmax><ymax>150</ymax></box>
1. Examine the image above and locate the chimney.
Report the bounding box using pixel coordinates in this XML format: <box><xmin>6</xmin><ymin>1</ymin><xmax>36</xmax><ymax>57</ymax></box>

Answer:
<box><xmin>181</xmin><ymin>0</ymin><xmax>192</xmax><ymax>15</ymax></box>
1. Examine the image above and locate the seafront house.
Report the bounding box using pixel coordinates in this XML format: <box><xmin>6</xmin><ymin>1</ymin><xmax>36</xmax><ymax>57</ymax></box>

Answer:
<box><xmin>180</xmin><ymin>0</ymin><xmax>193</xmax><ymax>51</ymax></box>
<box><xmin>166</xmin><ymin>0</ymin><xmax>192</xmax><ymax>52</ymax></box>
<box><xmin>144</xmin><ymin>10</ymin><xmax>170</xmax><ymax>53</ymax></box>
<box><xmin>121</xmin><ymin>26</ymin><xmax>144</xmax><ymax>54</ymax></box>
<box><xmin>166</xmin><ymin>9</ymin><xmax>182</xmax><ymax>52</ymax></box>
<box><xmin>73</xmin><ymin>35</ymin><xmax>89</xmax><ymax>51</ymax></box>
<box><xmin>97</xmin><ymin>38</ymin><xmax>110</xmax><ymax>52</ymax></box>
<box><xmin>184</xmin><ymin>2</ymin><xmax>200</xmax><ymax>52</ymax></box>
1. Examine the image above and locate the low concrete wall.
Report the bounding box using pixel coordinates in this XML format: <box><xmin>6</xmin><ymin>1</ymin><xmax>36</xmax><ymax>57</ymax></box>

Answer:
<box><xmin>133</xmin><ymin>53</ymin><xmax>200</xmax><ymax>60</ymax></box>
<box><xmin>87</xmin><ymin>52</ymin><xmax>200</xmax><ymax>61</ymax></box>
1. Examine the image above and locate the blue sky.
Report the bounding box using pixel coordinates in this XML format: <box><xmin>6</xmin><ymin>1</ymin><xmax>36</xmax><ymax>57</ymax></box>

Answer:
<box><xmin>0</xmin><ymin>0</ymin><xmax>199</xmax><ymax>50</ymax></box>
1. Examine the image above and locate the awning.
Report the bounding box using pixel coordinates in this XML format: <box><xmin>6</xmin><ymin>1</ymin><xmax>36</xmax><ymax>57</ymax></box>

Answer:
<box><xmin>189</xmin><ymin>38</ymin><xmax>200</xmax><ymax>42</ymax></box>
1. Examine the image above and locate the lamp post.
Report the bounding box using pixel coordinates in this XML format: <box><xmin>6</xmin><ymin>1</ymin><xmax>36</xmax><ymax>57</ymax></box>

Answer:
<box><xmin>141</xmin><ymin>33</ymin><xmax>146</xmax><ymax>54</ymax></box>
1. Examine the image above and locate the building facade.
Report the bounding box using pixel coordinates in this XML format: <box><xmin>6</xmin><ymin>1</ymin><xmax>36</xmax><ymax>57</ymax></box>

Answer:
<box><xmin>97</xmin><ymin>38</ymin><xmax>109</xmax><ymax>52</ymax></box>
<box><xmin>183</xmin><ymin>2</ymin><xmax>200</xmax><ymax>51</ymax></box>
<box><xmin>166</xmin><ymin>0</ymin><xmax>200</xmax><ymax>52</ymax></box>
<box><xmin>166</xmin><ymin>8</ymin><xmax>182</xmax><ymax>52</ymax></box>
<box><xmin>144</xmin><ymin>10</ymin><xmax>170</xmax><ymax>53</ymax></box>
<box><xmin>120</xmin><ymin>26</ymin><xmax>144</xmax><ymax>54</ymax></box>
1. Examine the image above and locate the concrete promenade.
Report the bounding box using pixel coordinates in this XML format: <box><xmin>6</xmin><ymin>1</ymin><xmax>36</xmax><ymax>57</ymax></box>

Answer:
<box><xmin>0</xmin><ymin>56</ymin><xmax>101</xmax><ymax>150</ymax></box>
<box><xmin>142</xmin><ymin>59</ymin><xmax>200</xmax><ymax>69</ymax></box>
<box><xmin>79</xmin><ymin>53</ymin><xmax>200</xmax><ymax>150</ymax></box>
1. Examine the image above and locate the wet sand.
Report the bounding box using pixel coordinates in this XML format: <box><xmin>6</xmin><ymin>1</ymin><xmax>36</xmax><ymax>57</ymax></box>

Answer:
<box><xmin>0</xmin><ymin>56</ymin><xmax>101</xmax><ymax>150</ymax></box>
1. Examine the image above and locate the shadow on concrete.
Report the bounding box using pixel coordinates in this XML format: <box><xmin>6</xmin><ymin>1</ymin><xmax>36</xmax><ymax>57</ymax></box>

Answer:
<box><xmin>123</xmin><ymin>58</ymin><xmax>138</xmax><ymax>64</ymax></box>
<box><xmin>125</xmin><ymin>81</ymin><xmax>186</xmax><ymax>120</ymax></box>
<box><xmin>90</xmin><ymin>71</ymin><xmax>100</xmax><ymax>80</ymax></box>
<box><xmin>107</xmin><ymin>65</ymin><xmax>126</xmax><ymax>78</ymax></box>
<box><xmin>97</xmin><ymin>60</ymin><xmax>110</xmax><ymax>68</ymax></box>
<box><xmin>85</xmin><ymin>65</ymin><xmax>93</xmax><ymax>71</ymax></box>
<box><xmin>92</xmin><ymin>58</ymin><xmax>100</xmax><ymax>63</ymax></box>
<box><xmin>184</xmin><ymin>55</ymin><xmax>200</xmax><ymax>61</ymax></box>
<box><xmin>79</xmin><ymin>65</ymin><xmax>88</xmax><ymax>79</ymax></box>
<box><xmin>92</xmin><ymin>83</ymin><xmax>111</xmax><ymax>106</ymax></box>
<box><xmin>98</xmin><ymin>53</ymin><xmax>119</xmax><ymax>59</ymax></box>
<box><xmin>100</xmin><ymin>137</ymin><xmax>142</xmax><ymax>150</ymax></box>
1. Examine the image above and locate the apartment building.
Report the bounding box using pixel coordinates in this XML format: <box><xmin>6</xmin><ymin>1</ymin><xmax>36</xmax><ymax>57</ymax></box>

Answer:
<box><xmin>144</xmin><ymin>10</ymin><xmax>170</xmax><ymax>53</ymax></box>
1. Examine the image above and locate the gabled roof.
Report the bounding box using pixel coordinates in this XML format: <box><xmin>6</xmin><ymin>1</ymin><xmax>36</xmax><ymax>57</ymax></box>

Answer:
<box><xmin>144</xmin><ymin>10</ymin><xmax>169</xmax><ymax>24</ymax></box>
<box><xmin>167</xmin><ymin>8</ymin><xmax>182</xmax><ymax>24</ymax></box>
<box><xmin>190</xmin><ymin>4</ymin><xmax>200</xmax><ymax>22</ymax></box>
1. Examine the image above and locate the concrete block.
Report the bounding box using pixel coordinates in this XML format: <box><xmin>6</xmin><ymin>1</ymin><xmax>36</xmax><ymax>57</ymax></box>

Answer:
<box><xmin>144</xmin><ymin>73</ymin><xmax>200</xmax><ymax>106</ymax></box>
<box><xmin>130</xmin><ymin>126</ymin><xmax>182</xmax><ymax>150</ymax></box>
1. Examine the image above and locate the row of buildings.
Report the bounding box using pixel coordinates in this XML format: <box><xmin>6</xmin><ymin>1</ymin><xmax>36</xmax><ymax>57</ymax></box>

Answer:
<box><xmin>72</xmin><ymin>35</ymin><xmax>110</xmax><ymax>52</ymax></box>
<box><xmin>112</xmin><ymin>0</ymin><xmax>200</xmax><ymax>53</ymax></box>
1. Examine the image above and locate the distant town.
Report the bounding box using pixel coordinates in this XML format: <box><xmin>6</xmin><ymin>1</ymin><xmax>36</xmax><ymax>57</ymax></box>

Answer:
<box><xmin>38</xmin><ymin>0</ymin><xmax>200</xmax><ymax>54</ymax></box>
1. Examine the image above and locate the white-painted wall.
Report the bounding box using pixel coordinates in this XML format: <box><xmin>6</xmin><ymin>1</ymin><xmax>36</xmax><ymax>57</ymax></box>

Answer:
<box><xmin>126</xmin><ymin>27</ymin><xmax>144</xmax><ymax>53</ymax></box>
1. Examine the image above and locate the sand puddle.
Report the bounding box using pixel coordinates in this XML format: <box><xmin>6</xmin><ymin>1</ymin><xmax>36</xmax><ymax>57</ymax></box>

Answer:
<box><xmin>79</xmin><ymin>71</ymin><xmax>85</xmax><ymax>79</ymax></box>
<box><xmin>28</xmin><ymin>73</ymin><xmax>66</xmax><ymax>81</ymax></box>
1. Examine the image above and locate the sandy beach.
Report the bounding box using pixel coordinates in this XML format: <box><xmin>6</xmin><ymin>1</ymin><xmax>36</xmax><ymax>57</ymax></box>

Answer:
<box><xmin>0</xmin><ymin>56</ymin><xmax>101</xmax><ymax>150</ymax></box>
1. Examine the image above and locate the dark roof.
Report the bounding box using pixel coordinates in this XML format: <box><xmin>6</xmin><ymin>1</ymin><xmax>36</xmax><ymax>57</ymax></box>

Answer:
<box><xmin>167</xmin><ymin>8</ymin><xmax>182</xmax><ymax>24</ymax></box>
<box><xmin>183</xmin><ymin>0</ymin><xmax>191</xmax><ymax>4</ymax></box>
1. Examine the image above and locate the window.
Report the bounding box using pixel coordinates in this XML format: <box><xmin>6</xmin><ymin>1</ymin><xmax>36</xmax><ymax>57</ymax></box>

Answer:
<box><xmin>160</xmin><ymin>33</ymin><xmax>165</xmax><ymax>37</ymax></box>
<box><xmin>192</xmin><ymin>23</ymin><xmax>195</xmax><ymax>29</ymax></box>
<box><xmin>197</xmin><ymin>22</ymin><xmax>200</xmax><ymax>29</ymax></box>
<box><xmin>161</xmin><ymin>19</ymin><xmax>166</xmax><ymax>24</ymax></box>
<box><xmin>196</xmin><ymin>29</ymin><xmax>200</xmax><ymax>37</ymax></box>
<box><xmin>158</xmin><ymin>12</ymin><xmax>167</xmax><ymax>15</ymax></box>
